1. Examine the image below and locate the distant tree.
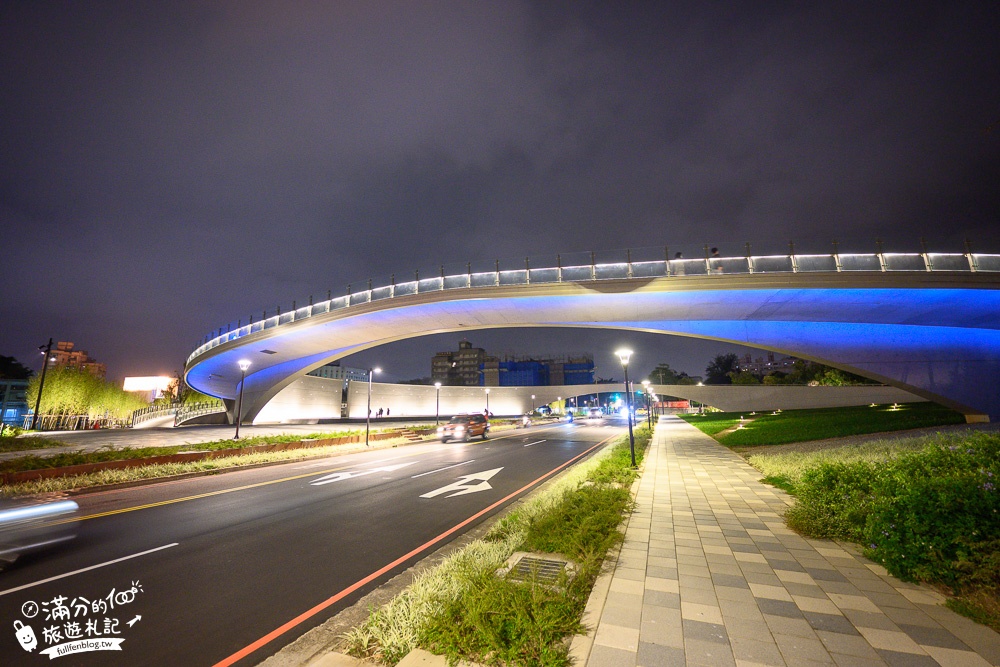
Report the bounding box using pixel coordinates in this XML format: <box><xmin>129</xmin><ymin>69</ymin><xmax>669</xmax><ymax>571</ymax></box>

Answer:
<box><xmin>26</xmin><ymin>368</ymin><xmax>148</xmax><ymax>419</ymax></box>
<box><xmin>762</xmin><ymin>372</ymin><xmax>788</xmax><ymax>385</ymax></box>
<box><xmin>0</xmin><ymin>355</ymin><xmax>33</xmax><ymax>379</ymax></box>
<box><xmin>704</xmin><ymin>353</ymin><xmax>739</xmax><ymax>385</ymax></box>
<box><xmin>729</xmin><ymin>370</ymin><xmax>761</xmax><ymax>385</ymax></box>
<box><xmin>182</xmin><ymin>389</ymin><xmax>219</xmax><ymax>405</ymax></box>
<box><xmin>399</xmin><ymin>377</ymin><xmax>433</xmax><ymax>385</ymax></box>
<box><xmin>649</xmin><ymin>363</ymin><xmax>696</xmax><ymax>385</ymax></box>
<box><xmin>815</xmin><ymin>367</ymin><xmax>878</xmax><ymax>386</ymax></box>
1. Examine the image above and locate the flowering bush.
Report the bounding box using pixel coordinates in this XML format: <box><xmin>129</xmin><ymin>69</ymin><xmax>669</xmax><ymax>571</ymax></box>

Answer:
<box><xmin>785</xmin><ymin>433</ymin><xmax>1000</xmax><ymax>593</ymax></box>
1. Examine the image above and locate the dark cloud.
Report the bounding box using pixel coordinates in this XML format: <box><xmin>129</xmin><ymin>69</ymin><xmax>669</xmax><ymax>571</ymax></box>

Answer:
<box><xmin>2</xmin><ymin>1</ymin><xmax>998</xmax><ymax>382</ymax></box>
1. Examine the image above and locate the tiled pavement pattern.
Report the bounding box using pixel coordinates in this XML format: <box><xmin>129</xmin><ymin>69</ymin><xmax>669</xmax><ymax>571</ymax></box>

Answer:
<box><xmin>582</xmin><ymin>417</ymin><xmax>1000</xmax><ymax>667</ymax></box>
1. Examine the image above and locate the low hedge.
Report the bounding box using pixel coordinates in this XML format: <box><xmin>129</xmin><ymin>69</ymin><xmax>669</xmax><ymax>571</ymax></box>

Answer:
<box><xmin>784</xmin><ymin>432</ymin><xmax>1000</xmax><ymax>592</ymax></box>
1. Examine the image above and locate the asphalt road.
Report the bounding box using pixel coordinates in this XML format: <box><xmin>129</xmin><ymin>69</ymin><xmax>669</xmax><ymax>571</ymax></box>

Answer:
<box><xmin>0</xmin><ymin>420</ymin><xmax>623</xmax><ymax>666</ymax></box>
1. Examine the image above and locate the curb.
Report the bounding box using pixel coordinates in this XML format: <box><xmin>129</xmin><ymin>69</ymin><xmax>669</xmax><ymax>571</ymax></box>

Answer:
<box><xmin>567</xmin><ymin>455</ymin><xmax>647</xmax><ymax>666</ymax></box>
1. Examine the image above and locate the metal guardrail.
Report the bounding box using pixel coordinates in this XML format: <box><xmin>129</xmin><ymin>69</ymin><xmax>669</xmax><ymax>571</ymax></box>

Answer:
<box><xmin>130</xmin><ymin>405</ymin><xmax>177</xmax><ymax>427</ymax></box>
<box><xmin>21</xmin><ymin>414</ymin><xmax>129</xmax><ymax>431</ymax></box>
<box><xmin>187</xmin><ymin>245</ymin><xmax>1000</xmax><ymax>365</ymax></box>
<box><xmin>174</xmin><ymin>402</ymin><xmax>226</xmax><ymax>426</ymax></box>
<box><xmin>130</xmin><ymin>402</ymin><xmax>226</xmax><ymax>427</ymax></box>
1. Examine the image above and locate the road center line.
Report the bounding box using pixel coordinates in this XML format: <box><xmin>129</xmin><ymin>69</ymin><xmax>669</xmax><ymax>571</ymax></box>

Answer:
<box><xmin>410</xmin><ymin>460</ymin><xmax>475</xmax><ymax>478</ymax></box>
<box><xmin>523</xmin><ymin>440</ymin><xmax>546</xmax><ymax>447</ymax></box>
<box><xmin>0</xmin><ymin>543</ymin><xmax>179</xmax><ymax>597</ymax></box>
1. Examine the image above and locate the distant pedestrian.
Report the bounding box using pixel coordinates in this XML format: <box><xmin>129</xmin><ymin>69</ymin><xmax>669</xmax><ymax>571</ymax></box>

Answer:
<box><xmin>377</xmin><ymin>407</ymin><xmax>383</xmax><ymax>418</ymax></box>
<box><xmin>386</xmin><ymin>408</ymin><xmax>390</xmax><ymax>417</ymax></box>
<box><xmin>672</xmin><ymin>251</ymin><xmax>685</xmax><ymax>276</ymax></box>
<box><xmin>710</xmin><ymin>247</ymin><xmax>723</xmax><ymax>273</ymax></box>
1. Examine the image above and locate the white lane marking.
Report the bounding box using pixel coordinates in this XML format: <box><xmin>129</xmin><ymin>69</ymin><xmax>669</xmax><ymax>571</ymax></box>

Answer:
<box><xmin>310</xmin><ymin>462</ymin><xmax>416</xmax><ymax>486</ymax></box>
<box><xmin>523</xmin><ymin>440</ymin><xmax>547</xmax><ymax>447</ymax></box>
<box><xmin>0</xmin><ymin>543</ymin><xmax>179</xmax><ymax>597</ymax></box>
<box><xmin>410</xmin><ymin>460</ymin><xmax>475</xmax><ymax>479</ymax></box>
<box><xmin>293</xmin><ymin>456</ymin><xmax>397</xmax><ymax>469</ymax></box>
<box><xmin>420</xmin><ymin>468</ymin><xmax>503</xmax><ymax>499</ymax></box>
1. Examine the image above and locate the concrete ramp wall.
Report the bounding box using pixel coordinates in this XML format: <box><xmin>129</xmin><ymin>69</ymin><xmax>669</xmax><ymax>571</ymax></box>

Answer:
<box><xmin>250</xmin><ymin>378</ymin><xmax>926</xmax><ymax>423</ymax></box>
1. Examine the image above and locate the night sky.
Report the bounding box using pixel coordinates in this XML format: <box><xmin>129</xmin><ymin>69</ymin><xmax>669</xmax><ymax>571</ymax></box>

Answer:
<box><xmin>2</xmin><ymin>2</ymin><xmax>998</xmax><ymax>386</ymax></box>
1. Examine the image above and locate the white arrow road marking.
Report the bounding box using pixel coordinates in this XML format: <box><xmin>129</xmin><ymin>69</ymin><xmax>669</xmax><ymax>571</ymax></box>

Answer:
<box><xmin>310</xmin><ymin>462</ymin><xmax>417</xmax><ymax>486</ymax></box>
<box><xmin>420</xmin><ymin>467</ymin><xmax>504</xmax><ymax>498</ymax></box>
<box><xmin>410</xmin><ymin>460</ymin><xmax>475</xmax><ymax>478</ymax></box>
<box><xmin>295</xmin><ymin>456</ymin><xmax>397</xmax><ymax>470</ymax></box>
<box><xmin>523</xmin><ymin>440</ymin><xmax>546</xmax><ymax>447</ymax></box>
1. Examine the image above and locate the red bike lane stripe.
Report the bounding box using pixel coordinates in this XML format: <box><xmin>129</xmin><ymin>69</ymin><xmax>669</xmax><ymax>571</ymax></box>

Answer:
<box><xmin>213</xmin><ymin>435</ymin><xmax>615</xmax><ymax>667</ymax></box>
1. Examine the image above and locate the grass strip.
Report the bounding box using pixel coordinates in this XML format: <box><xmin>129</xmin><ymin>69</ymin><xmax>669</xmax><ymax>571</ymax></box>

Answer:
<box><xmin>681</xmin><ymin>402</ymin><xmax>964</xmax><ymax>447</ymax></box>
<box><xmin>0</xmin><ymin>435</ymin><xmax>421</xmax><ymax>498</ymax></box>
<box><xmin>0</xmin><ymin>429</ymin><xmax>389</xmax><ymax>474</ymax></box>
<box><xmin>342</xmin><ymin>426</ymin><xmax>651</xmax><ymax>666</ymax></box>
<box><xmin>0</xmin><ymin>435</ymin><xmax>73</xmax><ymax>453</ymax></box>
<box><xmin>744</xmin><ymin>430</ymin><xmax>1000</xmax><ymax>634</ymax></box>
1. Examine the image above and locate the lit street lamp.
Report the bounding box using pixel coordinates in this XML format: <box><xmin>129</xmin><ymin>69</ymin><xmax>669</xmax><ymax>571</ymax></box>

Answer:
<box><xmin>30</xmin><ymin>338</ymin><xmax>54</xmax><ymax>431</ymax></box>
<box><xmin>234</xmin><ymin>359</ymin><xmax>251</xmax><ymax>439</ymax></box>
<box><xmin>615</xmin><ymin>348</ymin><xmax>636</xmax><ymax>467</ymax></box>
<box><xmin>642</xmin><ymin>380</ymin><xmax>652</xmax><ymax>429</ymax></box>
<box><xmin>366</xmin><ymin>367</ymin><xmax>382</xmax><ymax>446</ymax></box>
<box><xmin>434</xmin><ymin>381</ymin><xmax>442</xmax><ymax>425</ymax></box>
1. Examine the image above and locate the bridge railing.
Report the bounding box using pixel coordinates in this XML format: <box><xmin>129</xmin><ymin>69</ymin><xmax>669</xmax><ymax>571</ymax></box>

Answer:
<box><xmin>130</xmin><ymin>404</ymin><xmax>176</xmax><ymax>427</ymax></box>
<box><xmin>187</xmin><ymin>246</ymin><xmax>1000</xmax><ymax>365</ymax></box>
<box><xmin>174</xmin><ymin>401</ymin><xmax>227</xmax><ymax>426</ymax></box>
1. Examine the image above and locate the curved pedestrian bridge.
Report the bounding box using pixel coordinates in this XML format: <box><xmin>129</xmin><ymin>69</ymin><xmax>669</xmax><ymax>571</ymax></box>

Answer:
<box><xmin>184</xmin><ymin>247</ymin><xmax>1000</xmax><ymax>423</ymax></box>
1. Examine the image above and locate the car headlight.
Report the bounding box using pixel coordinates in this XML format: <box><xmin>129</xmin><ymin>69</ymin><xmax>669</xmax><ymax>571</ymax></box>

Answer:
<box><xmin>455</xmin><ymin>425</ymin><xmax>465</xmax><ymax>432</ymax></box>
<box><xmin>437</xmin><ymin>427</ymin><xmax>444</xmax><ymax>434</ymax></box>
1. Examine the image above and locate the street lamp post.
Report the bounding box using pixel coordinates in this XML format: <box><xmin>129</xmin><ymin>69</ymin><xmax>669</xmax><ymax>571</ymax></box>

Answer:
<box><xmin>485</xmin><ymin>388</ymin><xmax>490</xmax><ymax>415</ymax></box>
<box><xmin>642</xmin><ymin>380</ymin><xmax>652</xmax><ymax>429</ymax></box>
<box><xmin>434</xmin><ymin>382</ymin><xmax>442</xmax><ymax>425</ymax></box>
<box><xmin>234</xmin><ymin>359</ymin><xmax>251</xmax><ymax>439</ymax></box>
<box><xmin>615</xmin><ymin>348</ymin><xmax>636</xmax><ymax>467</ymax></box>
<box><xmin>30</xmin><ymin>338</ymin><xmax>54</xmax><ymax>431</ymax></box>
<box><xmin>366</xmin><ymin>367</ymin><xmax>382</xmax><ymax>446</ymax></box>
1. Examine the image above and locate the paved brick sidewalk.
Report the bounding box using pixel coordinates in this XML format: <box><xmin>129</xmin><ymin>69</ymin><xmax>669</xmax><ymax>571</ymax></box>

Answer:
<box><xmin>581</xmin><ymin>417</ymin><xmax>1000</xmax><ymax>667</ymax></box>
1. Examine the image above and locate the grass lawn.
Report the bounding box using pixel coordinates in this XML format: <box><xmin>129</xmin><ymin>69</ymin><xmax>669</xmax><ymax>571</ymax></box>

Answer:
<box><xmin>0</xmin><ymin>435</ymin><xmax>74</xmax><ymax>454</ymax></box>
<box><xmin>679</xmin><ymin>402</ymin><xmax>964</xmax><ymax>447</ymax></box>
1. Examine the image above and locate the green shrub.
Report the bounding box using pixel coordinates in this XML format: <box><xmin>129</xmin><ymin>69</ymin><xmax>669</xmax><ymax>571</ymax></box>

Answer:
<box><xmin>782</xmin><ymin>433</ymin><xmax>1000</xmax><ymax>594</ymax></box>
<box><xmin>784</xmin><ymin>461</ymin><xmax>879</xmax><ymax>541</ymax></box>
<box><xmin>419</xmin><ymin>568</ymin><xmax>588</xmax><ymax>667</ymax></box>
<box><xmin>861</xmin><ymin>440</ymin><xmax>1000</xmax><ymax>588</ymax></box>
<box><xmin>521</xmin><ymin>484</ymin><xmax>631</xmax><ymax>564</ymax></box>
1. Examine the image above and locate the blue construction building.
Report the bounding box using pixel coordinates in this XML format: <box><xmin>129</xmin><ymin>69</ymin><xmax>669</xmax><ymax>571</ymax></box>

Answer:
<box><xmin>1</xmin><ymin>379</ymin><xmax>29</xmax><ymax>427</ymax></box>
<box><xmin>481</xmin><ymin>355</ymin><xmax>595</xmax><ymax>387</ymax></box>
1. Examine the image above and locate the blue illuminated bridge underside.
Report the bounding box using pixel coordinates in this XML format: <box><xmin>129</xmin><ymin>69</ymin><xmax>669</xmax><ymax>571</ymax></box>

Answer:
<box><xmin>185</xmin><ymin>271</ymin><xmax>1000</xmax><ymax>422</ymax></box>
